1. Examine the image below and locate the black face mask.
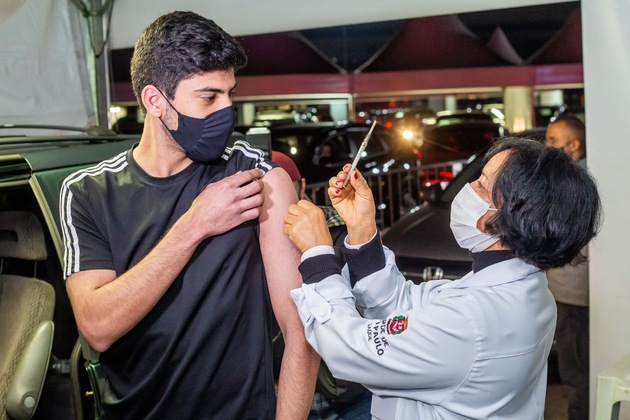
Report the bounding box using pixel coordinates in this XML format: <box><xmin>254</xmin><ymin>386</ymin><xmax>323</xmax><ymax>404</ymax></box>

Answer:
<box><xmin>160</xmin><ymin>92</ymin><xmax>236</xmax><ymax>163</ymax></box>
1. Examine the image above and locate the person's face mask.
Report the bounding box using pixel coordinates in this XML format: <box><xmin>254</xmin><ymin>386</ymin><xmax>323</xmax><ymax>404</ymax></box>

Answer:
<box><xmin>450</xmin><ymin>183</ymin><xmax>500</xmax><ymax>253</ymax></box>
<box><xmin>160</xmin><ymin>92</ymin><xmax>236</xmax><ymax>163</ymax></box>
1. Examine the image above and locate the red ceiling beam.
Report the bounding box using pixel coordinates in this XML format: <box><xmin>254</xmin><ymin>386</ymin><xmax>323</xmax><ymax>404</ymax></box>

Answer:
<box><xmin>351</xmin><ymin>63</ymin><xmax>583</xmax><ymax>94</ymax></box>
<box><xmin>235</xmin><ymin>74</ymin><xmax>351</xmax><ymax>96</ymax></box>
<box><xmin>111</xmin><ymin>64</ymin><xmax>583</xmax><ymax>103</ymax></box>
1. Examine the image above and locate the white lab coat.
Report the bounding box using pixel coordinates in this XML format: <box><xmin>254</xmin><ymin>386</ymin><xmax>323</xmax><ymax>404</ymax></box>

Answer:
<box><xmin>291</xmin><ymin>245</ymin><xmax>556</xmax><ymax>419</ymax></box>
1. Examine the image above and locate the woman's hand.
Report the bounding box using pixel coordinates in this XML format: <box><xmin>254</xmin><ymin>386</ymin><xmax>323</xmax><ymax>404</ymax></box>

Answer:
<box><xmin>283</xmin><ymin>200</ymin><xmax>333</xmax><ymax>253</ymax></box>
<box><xmin>328</xmin><ymin>165</ymin><xmax>377</xmax><ymax>245</ymax></box>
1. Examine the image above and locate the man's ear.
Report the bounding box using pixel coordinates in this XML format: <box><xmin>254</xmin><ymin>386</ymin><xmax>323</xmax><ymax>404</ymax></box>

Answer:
<box><xmin>142</xmin><ymin>85</ymin><xmax>164</xmax><ymax>118</ymax></box>
<box><xmin>565</xmin><ymin>138</ymin><xmax>580</xmax><ymax>155</ymax></box>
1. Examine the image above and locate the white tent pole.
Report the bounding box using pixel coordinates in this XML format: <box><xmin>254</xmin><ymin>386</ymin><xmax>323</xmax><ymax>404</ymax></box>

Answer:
<box><xmin>70</xmin><ymin>0</ymin><xmax>111</xmax><ymax>128</ymax></box>
<box><xmin>90</xmin><ymin>0</ymin><xmax>111</xmax><ymax>128</ymax></box>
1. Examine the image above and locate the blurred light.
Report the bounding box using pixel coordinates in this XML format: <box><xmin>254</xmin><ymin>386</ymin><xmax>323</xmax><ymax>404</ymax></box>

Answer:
<box><xmin>512</xmin><ymin>116</ymin><xmax>526</xmax><ymax>133</ymax></box>
<box><xmin>402</xmin><ymin>130</ymin><xmax>414</xmax><ymax>140</ymax></box>
<box><xmin>372</xmin><ymin>168</ymin><xmax>381</xmax><ymax>175</ymax></box>
<box><xmin>384</xmin><ymin>121</ymin><xmax>393</xmax><ymax>129</ymax></box>
<box><xmin>403</xmin><ymin>163</ymin><xmax>411</xmax><ymax>170</ymax></box>
<box><xmin>377</xmin><ymin>203</ymin><xmax>387</xmax><ymax>211</ymax></box>
<box><xmin>360</xmin><ymin>150</ymin><xmax>368</xmax><ymax>158</ymax></box>
<box><xmin>109</xmin><ymin>106</ymin><xmax>122</xmax><ymax>114</ymax></box>
<box><xmin>290</xmin><ymin>147</ymin><xmax>297</xmax><ymax>155</ymax></box>
<box><xmin>489</xmin><ymin>108</ymin><xmax>505</xmax><ymax>120</ymax></box>
<box><xmin>395</xmin><ymin>111</ymin><xmax>404</xmax><ymax>118</ymax></box>
<box><xmin>383</xmin><ymin>159</ymin><xmax>395</xmax><ymax>170</ymax></box>
<box><xmin>422</xmin><ymin>117</ymin><xmax>436</xmax><ymax>125</ymax></box>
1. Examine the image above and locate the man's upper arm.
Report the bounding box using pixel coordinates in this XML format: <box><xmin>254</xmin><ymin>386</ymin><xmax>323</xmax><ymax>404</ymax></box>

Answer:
<box><xmin>258</xmin><ymin>167</ymin><xmax>303</xmax><ymax>330</ymax></box>
<box><xmin>60</xmin><ymin>176</ymin><xmax>113</xmax><ymax>278</ymax></box>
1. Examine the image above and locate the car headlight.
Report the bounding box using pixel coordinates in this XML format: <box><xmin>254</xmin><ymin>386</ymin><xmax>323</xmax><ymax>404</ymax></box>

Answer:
<box><xmin>402</xmin><ymin>130</ymin><xmax>414</xmax><ymax>140</ymax></box>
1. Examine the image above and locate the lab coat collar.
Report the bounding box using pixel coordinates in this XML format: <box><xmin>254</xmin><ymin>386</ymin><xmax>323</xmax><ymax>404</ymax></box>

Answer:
<box><xmin>454</xmin><ymin>258</ymin><xmax>542</xmax><ymax>289</ymax></box>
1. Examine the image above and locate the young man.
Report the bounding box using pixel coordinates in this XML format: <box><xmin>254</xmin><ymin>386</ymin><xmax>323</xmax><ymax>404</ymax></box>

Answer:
<box><xmin>545</xmin><ymin>114</ymin><xmax>589</xmax><ymax>420</ymax></box>
<box><xmin>60</xmin><ymin>11</ymin><xmax>318</xmax><ymax>419</ymax></box>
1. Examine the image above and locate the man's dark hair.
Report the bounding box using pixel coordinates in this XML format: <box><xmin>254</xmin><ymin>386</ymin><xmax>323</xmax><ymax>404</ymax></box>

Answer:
<box><xmin>550</xmin><ymin>114</ymin><xmax>586</xmax><ymax>146</ymax></box>
<box><xmin>130</xmin><ymin>11</ymin><xmax>248</xmax><ymax>113</ymax></box>
<box><xmin>484</xmin><ymin>137</ymin><xmax>601</xmax><ymax>270</ymax></box>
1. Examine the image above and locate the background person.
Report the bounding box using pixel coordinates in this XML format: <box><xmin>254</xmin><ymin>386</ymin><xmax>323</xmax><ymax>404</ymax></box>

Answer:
<box><xmin>60</xmin><ymin>11</ymin><xmax>318</xmax><ymax>419</ymax></box>
<box><xmin>284</xmin><ymin>138</ymin><xmax>601</xmax><ymax>419</ymax></box>
<box><xmin>545</xmin><ymin>114</ymin><xmax>589</xmax><ymax>420</ymax></box>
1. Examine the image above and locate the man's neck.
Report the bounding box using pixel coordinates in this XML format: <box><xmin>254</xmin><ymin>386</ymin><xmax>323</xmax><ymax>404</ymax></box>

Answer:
<box><xmin>133</xmin><ymin>119</ymin><xmax>193</xmax><ymax>177</ymax></box>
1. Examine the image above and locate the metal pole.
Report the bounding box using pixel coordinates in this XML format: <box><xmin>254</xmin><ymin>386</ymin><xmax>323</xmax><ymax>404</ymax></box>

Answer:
<box><xmin>90</xmin><ymin>0</ymin><xmax>110</xmax><ymax>128</ymax></box>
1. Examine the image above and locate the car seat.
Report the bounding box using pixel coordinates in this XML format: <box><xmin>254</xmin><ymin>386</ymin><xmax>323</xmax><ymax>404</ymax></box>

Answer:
<box><xmin>0</xmin><ymin>211</ymin><xmax>55</xmax><ymax>420</ymax></box>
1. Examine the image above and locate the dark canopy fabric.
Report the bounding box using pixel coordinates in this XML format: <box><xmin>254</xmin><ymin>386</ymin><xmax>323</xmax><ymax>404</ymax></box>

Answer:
<box><xmin>359</xmin><ymin>15</ymin><xmax>510</xmax><ymax>73</ymax></box>
<box><xmin>109</xmin><ymin>11</ymin><xmax>582</xmax><ymax>83</ymax></box>
<box><xmin>528</xmin><ymin>7</ymin><xmax>582</xmax><ymax>64</ymax></box>
<box><xmin>486</xmin><ymin>27</ymin><xmax>525</xmax><ymax>65</ymax></box>
<box><xmin>236</xmin><ymin>32</ymin><xmax>343</xmax><ymax>75</ymax></box>
<box><xmin>109</xmin><ymin>31</ymin><xmax>344</xmax><ymax>83</ymax></box>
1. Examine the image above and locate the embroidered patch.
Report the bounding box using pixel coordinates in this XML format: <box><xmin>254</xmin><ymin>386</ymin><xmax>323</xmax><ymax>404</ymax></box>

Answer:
<box><xmin>387</xmin><ymin>315</ymin><xmax>408</xmax><ymax>335</ymax></box>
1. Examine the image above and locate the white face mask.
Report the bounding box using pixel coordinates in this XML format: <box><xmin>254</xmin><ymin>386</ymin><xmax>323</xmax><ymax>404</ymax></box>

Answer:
<box><xmin>450</xmin><ymin>183</ymin><xmax>500</xmax><ymax>253</ymax></box>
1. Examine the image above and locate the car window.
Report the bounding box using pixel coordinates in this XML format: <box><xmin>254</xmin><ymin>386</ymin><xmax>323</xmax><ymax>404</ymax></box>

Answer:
<box><xmin>363</xmin><ymin>133</ymin><xmax>388</xmax><ymax>157</ymax></box>
<box><xmin>436</xmin><ymin>113</ymin><xmax>493</xmax><ymax>126</ymax></box>
<box><xmin>271</xmin><ymin>133</ymin><xmax>313</xmax><ymax>159</ymax></box>
<box><xmin>428</xmin><ymin>125</ymin><xmax>501</xmax><ymax>154</ymax></box>
<box><xmin>313</xmin><ymin>134</ymin><xmax>349</xmax><ymax>166</ymax></box>
<box><xmin>438</xmin><ymin>153</ymin><xmax>484</xmax><ymax>205</ymax></box>
<box><xmin>345</xmin><ymin>128</ymin><xmax>389</xmax><ymax>159</ymax></box>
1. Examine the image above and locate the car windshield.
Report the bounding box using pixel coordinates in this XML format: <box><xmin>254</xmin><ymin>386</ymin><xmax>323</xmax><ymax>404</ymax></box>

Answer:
<box><xmin>437</xmin><ymin>151</ymin><xmax>485</xmax><ymax>205</ymax></box>
<box><xmin>435</xmin><ymin>112</ymin><xmax>493</xmax><ymax>126</ymax></box>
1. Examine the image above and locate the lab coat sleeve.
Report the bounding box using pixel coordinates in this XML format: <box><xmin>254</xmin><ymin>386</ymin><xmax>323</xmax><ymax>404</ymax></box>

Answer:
<box><xmin>291</xmin><ymin>243</ymin><xmax>476</xmax><ymax>398</ymax></box>
<box><xmin>341</xmin><ymin>231</ymin><xmax>451</xmax><ymax>320</ymax></box>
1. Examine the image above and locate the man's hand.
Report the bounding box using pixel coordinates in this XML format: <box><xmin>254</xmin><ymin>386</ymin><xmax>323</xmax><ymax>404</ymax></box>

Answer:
<box><xmin>186</xmin><ymin>168</ymin><xmax>265</xmax><ymax>240</ymax></box>
<box><xmin>283</xmin><ymin>200</ymin><xmax>333</xmax><ymax>253</ymax></box>
<box><xmin>328</xmin><ymin>164</ymin><xmax>377</xmax><ymax>244</ymax></box>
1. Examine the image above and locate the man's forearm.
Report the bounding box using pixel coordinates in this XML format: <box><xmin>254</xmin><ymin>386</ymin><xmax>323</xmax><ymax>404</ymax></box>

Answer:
<box><xmin>276</xmin><ymin>328</ymin><xmax>320</xmax><ymax>420</ymax></box>
<box><xmin>68</xmin><ymin>216</ymin><xmax>202</xmax><ymax>352</ymax></box>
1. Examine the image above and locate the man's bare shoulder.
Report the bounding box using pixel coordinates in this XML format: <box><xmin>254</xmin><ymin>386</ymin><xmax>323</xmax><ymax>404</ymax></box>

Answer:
<box><xmin>261</xmin><ymin>166</ymin><xmax>295</xmax><ymax>194</ymax></box>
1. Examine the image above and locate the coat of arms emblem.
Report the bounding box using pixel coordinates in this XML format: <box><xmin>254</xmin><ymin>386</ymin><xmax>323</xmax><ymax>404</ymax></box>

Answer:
<box><xmin>387</xmin><ymin>315</ymin><xmax>408</xmax><ymax>335</ymax></box>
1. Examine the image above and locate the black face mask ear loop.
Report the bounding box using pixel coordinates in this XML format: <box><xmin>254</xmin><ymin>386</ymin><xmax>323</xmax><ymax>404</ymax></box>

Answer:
<box><xmin>154</xmin><ymin>86</ymin><xmax>179</xmax><ymax>132</ymax></box>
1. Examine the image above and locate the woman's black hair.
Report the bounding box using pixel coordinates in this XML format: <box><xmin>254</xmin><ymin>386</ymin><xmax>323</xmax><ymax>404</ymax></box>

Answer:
<box><xmin>130</xmin><ymin>11</ymin><xmax>248</xmax><ymax>113</ymax></box>
<box><xmin>484</xmin><ymin>138</ymin><xmax>601</xmax><ymax>270</ymax></box>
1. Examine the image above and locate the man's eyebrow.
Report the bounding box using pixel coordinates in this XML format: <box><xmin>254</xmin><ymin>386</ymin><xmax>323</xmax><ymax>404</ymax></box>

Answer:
<box><xmin>194</xmin><ymin>83</ymin><xmax>238</xmax><ymax>94</ymax></box>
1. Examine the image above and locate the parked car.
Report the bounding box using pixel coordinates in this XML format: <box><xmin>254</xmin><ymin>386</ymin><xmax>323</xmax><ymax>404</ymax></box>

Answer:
<box><xmin>381</xmin><ymin>145</ymin><xmax>488</xmax><ymax>283</ymax></box>
<box><xmin>431</xmin><ymin>109</ymin><xmax>504</xmax><ymax>127</ymax></box>
<box><xmin>235</xmin><ymin>122</ymin><xmax>424</xmax><ymax>228</ymax></box>
<box><xmin>0</xmin><ymin>125</ymin><xmax>143</xmax><ymax>419</ymax></box>
<box><xmin>236</xmin><ymin>121</ymin><xmax>420</xmax><ymax>184</ymax></box>
<box><xmin>416</xmin><ymin>119</ymin><xmax>505</xmax><ymax>164</ymax></box>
